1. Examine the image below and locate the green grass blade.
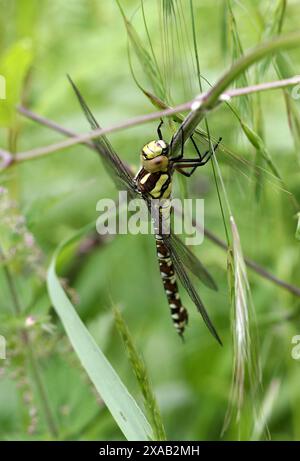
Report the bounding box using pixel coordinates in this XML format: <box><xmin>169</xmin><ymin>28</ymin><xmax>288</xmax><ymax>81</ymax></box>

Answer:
<box><xmin>0</xmin><ymin>39</ymin><xmax>33</xmax><ymax>127</ymax></box>
<box><xmin>254</xmin><ymin>0</ymin><xmax>287</xmax><ymax>197</ymax></box>
<box><xmin>239</xmin><ymin>119</ymin><xmax>282</xmax><ymax>180</ymax></box>
<box><xmin>113</xmin><ymin>306</ymin><xmax>166</xmax><ymax>441</ymax></box>
<box><xmin>226</xmin><ymin>0</ymin><xmax>253</xmax><ymax>120</ymax></box>
<box><xmin>170</xmin><ymin>30</ymin><xmax>300</xmax><ymax>155</ymax></box>
<box><xmin>220</xmin><ymin>0</ymin><xmax>229</xmax><ymax>58</ymax></box>
<box><xmin>116</xmin><ymin>0</ymin><xmax>166</xmax><ymax>100</ymax></box>
<box><xmin>257</xmin><ymin>0</ymin><xmax>286</xmax><ymax>77</ymax></box>
<box><xmin>46</xmin><ymin>223</ymin><xmax>153</xmax><ymax>441</ymax></box>
<box><xmin>275</xmin><ymin>53</ymin><xmax>300</xmax><ymax>163</ymax></box>
<box><xmin>225</xmin><ymin>1</ymin><xmax>273</xmax><ymax>200</ymax></box>
<box><xmin>190</xmin><ymin>0</ymin><xmax>231</xmax><ymax>246</ymax></box>
<box><xmin>223</xmin><ymin>216</ymin><xmax>261</xmax><ymax>436</ymax></box>
<box><xmin>251</xmin><ymin>379</ymin><xmax>281</xmax><ymax>440</ymax></box>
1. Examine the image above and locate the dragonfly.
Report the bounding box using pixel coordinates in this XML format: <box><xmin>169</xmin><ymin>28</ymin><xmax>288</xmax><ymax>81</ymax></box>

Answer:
<box><xmin>68</xmin><ymin>75</ymin><xmax>222</xmax><ymax>345</ymax></box>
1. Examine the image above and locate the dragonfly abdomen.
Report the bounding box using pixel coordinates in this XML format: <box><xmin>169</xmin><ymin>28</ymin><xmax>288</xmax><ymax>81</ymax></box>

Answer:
<box><xmin>155</xmin><ymin>235</ymin><xmax>188</xmax><ymax>337</ymax></box>
<box><xmin>136</xmin><ymin>168</ymin><xmax>188</xmax><ymax>337</ymax></box>
<box><xmin>68</xmin><ymin>78</ymin><xmax>221</xmax><ymax>343</ymax></box>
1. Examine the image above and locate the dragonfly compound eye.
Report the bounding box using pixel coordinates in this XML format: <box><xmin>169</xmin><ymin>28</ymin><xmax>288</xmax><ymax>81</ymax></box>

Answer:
<box><xmin>142</xmin><ymin>140</ymin><xmax>165</xmax><ymax>159</ymax></box>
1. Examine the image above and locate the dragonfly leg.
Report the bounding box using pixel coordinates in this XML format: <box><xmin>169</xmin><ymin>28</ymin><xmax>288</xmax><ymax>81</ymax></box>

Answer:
<box><xmin>174</xmin><ymin>136</ymin><xmax>222</xmax><ymax>176</ymax></box>
<box><xmin>157</xmin><ymin>118</ymin><xmax>164</xmax><ymax>140</ymax></box>
<box><xmin>193</xmin><ymin>136</ymin><xmax>222</xmax><ymax>163</ymax></box>
<box><xmin>175</xmin><ymin>160</ymin><xmax>209</xmax><ymax>177</ymax></box>
<box><xmin>175</xmin><ymin>166</ymin><xmax>198</xmax><ymax>177</ymax></box>
<box><xmin>190</xmin><ymin>134</ymin><xmax>202</xmax><ymax>160</ymax></box>
<box><xmin>173</xmin><ymin>140</ymin><xmax>220</xmax><ymax>177</ymax></box>
<box><xmin>175</xmin><ymin>157</ymin><xmax>212</xmax><ymax>177</ymax></box>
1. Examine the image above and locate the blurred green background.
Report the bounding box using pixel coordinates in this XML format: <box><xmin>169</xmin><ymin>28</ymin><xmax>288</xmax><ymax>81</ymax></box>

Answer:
<box><xmin>0</xmin><ymin>0</ymin><xmax>300</xmax><ymax>441</ymax></box>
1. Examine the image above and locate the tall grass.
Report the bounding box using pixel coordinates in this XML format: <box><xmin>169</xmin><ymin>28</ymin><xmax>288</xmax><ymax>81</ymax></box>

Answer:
<box><xmin>1</xmin><ymin>0</ymin><xmax>300</xmax><ymax>441</ymax></box>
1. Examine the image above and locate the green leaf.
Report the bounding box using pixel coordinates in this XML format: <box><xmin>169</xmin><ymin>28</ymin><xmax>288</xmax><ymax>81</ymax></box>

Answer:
<box><xmin>47</xmin><ymin>223</ymin><xmax>153</xmax><ymax>441</ymax></box>
<box><xmin>0</xmin><ymin>39</ymin><xmax>33</xmax><ymax>127</ymax></box>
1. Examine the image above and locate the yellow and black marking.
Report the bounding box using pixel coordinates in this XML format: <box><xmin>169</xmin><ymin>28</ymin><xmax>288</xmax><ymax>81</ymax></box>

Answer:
<box><xmin>135</xmin><ymin>138</ymin><xmax>189</xmax><ymax>337</ymax></box>
<box><xmin>68</xmin><ymin>78</ymin><xmax>222</xmax><ymax>344</ymax></box>
<box><xmin>155</xmin><ymin>235</ymin><xmax>188</xmax><ymax>337</ymax></box>
<box><xmin>136</xmin><ymin>139</ymin><xmax>171</xmax><ymax>198</ymax></box>
<box><xmin>136</xmin><ymin>169</ymin><xmax>172</xmax><ymax>199</ymax></box>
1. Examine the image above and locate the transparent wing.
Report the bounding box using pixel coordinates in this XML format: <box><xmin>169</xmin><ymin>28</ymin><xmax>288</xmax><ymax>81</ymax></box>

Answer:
<box><xmin>169</xmin><ymin>233</ymin><xmax>218</xmax><ymax>291</ymax></box>
<box><xmin>69</xmin><ymin>75</ymin><xmax>221</xmax><ymax>344</ymax></box>
<box><xmin>163</xmin><ymin>234</ymin><xmax>222</xmax><ymax>345</ymax></box>
<box><xmin>68</xmin><ymin>75</ymin><xmax>137</xmax><ymax>195</ymax></box>
<box><xmin>126</xmin><ymin>5</ymin><xmax>283</xmax><ymax>191</ymax></box>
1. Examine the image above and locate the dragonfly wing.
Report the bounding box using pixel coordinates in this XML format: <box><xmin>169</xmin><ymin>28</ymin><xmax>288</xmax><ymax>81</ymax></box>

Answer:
<box><xmin>163</xmin><ymin>235</ymin><xmax>222</xmax><ymax>345</ymax></box>
<box><xmin>68</xmin><ymin>75</ymin><xmax>136</xmax><ymax>195</ymax></box>
<box><xmin>169</xmin><ymin>233</ymin><xmax>218</xmax><ymax>291</ymax></box>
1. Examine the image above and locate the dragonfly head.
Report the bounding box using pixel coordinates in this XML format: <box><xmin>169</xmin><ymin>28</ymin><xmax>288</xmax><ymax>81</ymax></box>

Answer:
<box><xmin>141</xmin><ymin>140</ymin><xmax>169</xmax><ymax>172</ymax></box>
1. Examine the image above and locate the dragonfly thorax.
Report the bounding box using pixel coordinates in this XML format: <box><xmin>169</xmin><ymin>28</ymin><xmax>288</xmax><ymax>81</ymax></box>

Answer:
<box><xmin>141</xmin><ymin>139</ymin><xmax>169</xmax><ymax>173</ymax></box>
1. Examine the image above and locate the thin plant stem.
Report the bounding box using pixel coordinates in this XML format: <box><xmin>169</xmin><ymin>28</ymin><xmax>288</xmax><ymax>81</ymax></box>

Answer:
<box><xmin>202</xmin><ymin>225</ymin><xmax>300</xmax><ymax>297</ymax></box>
<box><xmin>14</xmin><ymin>107</ymin><xmax>300</xmax><ymax>299</ymax></box>
<box><xmin>24</xmin><ymin>335</ymin><xmax>59</xmax><ymax>438</ymax></box>
<box><xmin>0</xmin><ymin>244</ymin><xmax>59</xmax><ymax>438</ymax></box>
<box><xmin>190</xmin><ymin>0</ymin><xmax>231</xmax><ymax>246</ymax></box>
<box><xmin>171</xmin><ymin>32</ymin><xmax>300</xmax><ymax>154</ymax></box>
<box><xmin>0</xmin><ymin>249</ymin><xmax>22</xmax><ymax>315</ymax></box>
<box><xmin>0</xmin><ymin>74</ymin><xmax>299</xmax><ymax>168</ymax></box>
